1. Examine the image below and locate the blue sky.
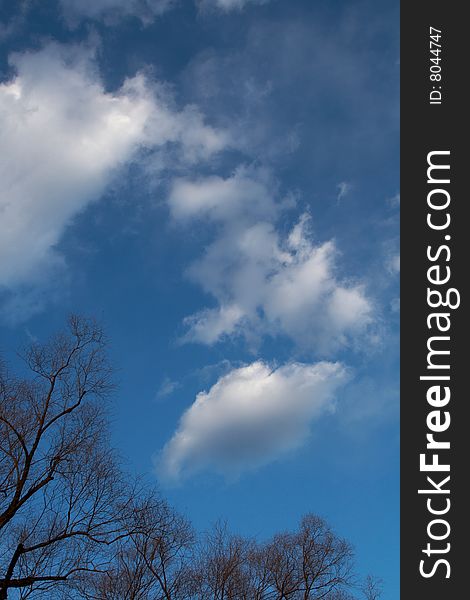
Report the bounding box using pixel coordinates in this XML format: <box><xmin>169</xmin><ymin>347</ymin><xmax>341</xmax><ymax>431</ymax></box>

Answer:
<box><xmin>0</xmin><ymin>0</ymin><xmax>399</xmax><ymax>597</ymax></box>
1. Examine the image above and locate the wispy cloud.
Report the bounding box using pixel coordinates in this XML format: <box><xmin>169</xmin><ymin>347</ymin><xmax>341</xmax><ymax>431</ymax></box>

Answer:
<box><xmin>59</xmin><ymin>0</ymin><xmax>272</xmax><ymax>25</ymax></box>
<box><xmin>156</xmin><ymin>377</ymin><xmax>181</xmax><ymax>399</ymax></box>
<box><xmin>59</xmin><ymin>0</ymin><xmax>175</xmax><ymax>26</ymax></box>
<box><xmin>198</xmin><ymin>0</ymin><xmax>273</xmax><ymax>12</ymax></box>
<box><xmin>156</xmin><ymin>360</ymin><xmax>349</xmax><ymax>481</ymax></box>
<box><xmin>386</xmin><ymin>253</ymin><xmax>400</xmax><ymax>275</ymax></box>
<box><xmin>387</xmin><ymin>193</ymin><xmax>400</xmax><ymax>208</ymax></box>
<box><xmin>336</xmin><ymin>181</ymin><xmax>352</xmax><ymax>203</ymax></box>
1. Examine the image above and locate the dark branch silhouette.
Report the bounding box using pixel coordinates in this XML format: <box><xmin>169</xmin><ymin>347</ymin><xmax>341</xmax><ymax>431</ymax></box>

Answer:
<box><xmin>0</xmin><ymin>316</ymin><xmax>382</xmax><ymax>600</ymax></box>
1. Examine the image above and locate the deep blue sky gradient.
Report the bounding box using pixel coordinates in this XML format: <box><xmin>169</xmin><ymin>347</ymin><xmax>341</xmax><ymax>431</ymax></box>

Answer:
<box><xmin>0</xmin><ymin>0</ymin><xmax>399</xmax><ymax>596</ymax></box>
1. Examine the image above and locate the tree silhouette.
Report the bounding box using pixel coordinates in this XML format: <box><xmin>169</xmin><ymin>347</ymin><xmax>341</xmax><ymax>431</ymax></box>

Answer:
<box><xmin>0</xmin><ymin>317</ymin><xmax>382</xmax><ymax>600</ymax></box>
<box><xmin>0</xmin><ymin>317</ymin><xmax>129</xmax><ymax>598</ymax></box>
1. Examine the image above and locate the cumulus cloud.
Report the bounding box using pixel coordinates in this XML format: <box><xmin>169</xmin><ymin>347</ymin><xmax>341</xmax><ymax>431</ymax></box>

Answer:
<box><xmin>169</xmin><ymin>169</ymin><xmax>373</xmax><ymax>353</ymax></box>
<box><xmin>156</xmin><ymin>360</ymin><xmax>349</xmax><ymax>481</ymax></box>
<box><xmin>0</xmin><ymin>42</ymin><xmax>226</xmax><ymax>294</ymax></box>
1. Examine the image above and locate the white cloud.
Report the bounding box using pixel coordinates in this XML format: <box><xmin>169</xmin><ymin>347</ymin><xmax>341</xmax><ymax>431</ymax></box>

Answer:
<box><xmin>59</xmin><ymin>0</ymin><xmax>175</xmax><ymax>25</ymax></box>
<box><xmin>168</xmin><ymin>167</ymin><xmax>278</xmax><ymax>222</ymax></box>
<box><xmin>390</xmin><ymin>297</ymin><xmax>400</xmax><ymax>313</ymax></box>
<box><xmin>336</xmin><ymin>181</ymin><xmax>352</xmax><ymax>202</ymax></box>
<box><xmin>156</xmin><ymin>360</ymin><xmax>349</xmax><ymax>481</ymax></box>
<box><xmin>199</xmin><ymin>0</ymin><xmax>272</xmax><ymax>12</ymax></box>
<box><xmin>387</xmin><ymin>253</ymin><xmax>400</xmax><ymax>275</ymax></box>
<box><xmin>169</xmin><ymin>171</ymin><xmax>373</xmax><ymax>353</ymax></box>
<box><xmin>387</xmin><ymin>192</ymin><xmax>400</xmax><ymax>208</ymax></box>
<box><xmin>156</xmin><ymin>377</ymin><xmax>181</xmax><ymax>399</ymax></box>
<box><xmin>0</xmin><ymin>43</ymin><xmax>226</xmax><ymax>294</ymax></box>
<box><xmin>60</xmin><ymin>0</ymin><xmax>271</xmax><ymax>23</ymax></box>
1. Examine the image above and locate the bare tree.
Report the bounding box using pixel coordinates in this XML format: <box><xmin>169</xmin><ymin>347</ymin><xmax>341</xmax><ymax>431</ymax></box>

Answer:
<box><xmin>360</xmin><ymin>575</ymin><xmax>383</xmax><ymax>600</ymax></box>
<box><xmin>242</xmin><ymin>543</ymin><xmax>274</xmax><ymax>600</ymax></box>
<box><xmin>296</xmin><ymin>514</ymin><xmax>354</xmax><ymax>599</ymax></box>
<box><xmin>79</xmin><ymin>494</ymin><xmax>194</xmax><ymax>600</ymax></box>
<box><xmin>0</xmin><ymin>316</ymin><xmax>383</xmax><ymax>600</ymax></box>
<box><xmin>186</xmin><ymin>515</ymin><xmax>355</xmax><ymax>600</ymax></box>
<box><xmin>187</xmin><ymin>521</ymin><xmax>250</xmax><ymax>600</ymax></box>
<box><xmin>264</xmin><ymin>514</ymin><xmax>354</xmax><ymax>600</ymax></box>
<box><xmin>0</xmin><ymin>316</ymin><xmax>130</xmax><ymax>599</ymax></box>
<box><xmin>265</xmin><ymin>531</ymin><xmax>301</xmax><ymax>599</ymax></box>
<box><xmin>71</xmin><ymin>539</ymin><xmax>154</xmax><ymax>600</ymax></box>
<box><xmin>124</xmin><ymin>495</ymin><xmax>194</xmax><ymax>600</ymax></box>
